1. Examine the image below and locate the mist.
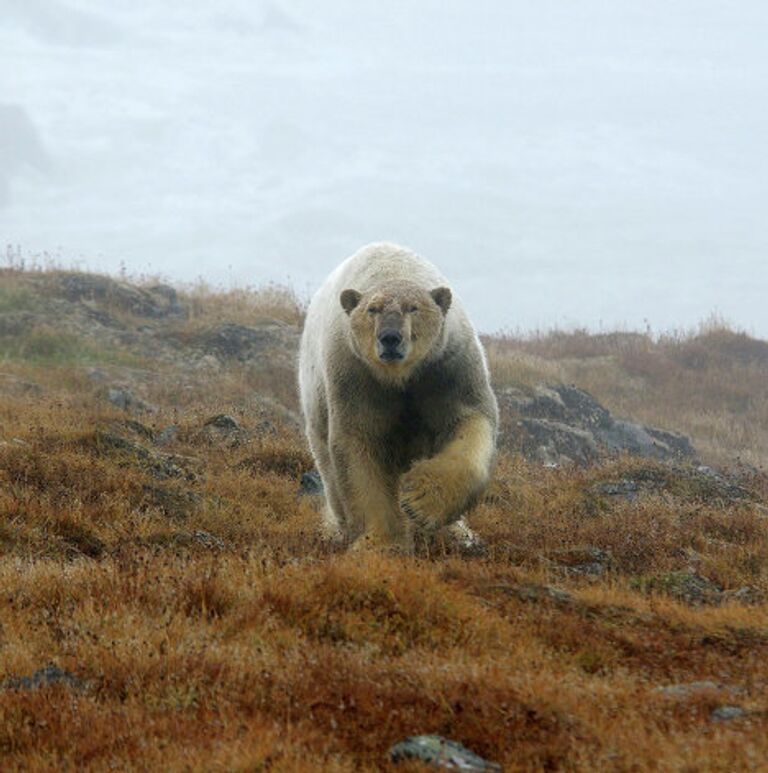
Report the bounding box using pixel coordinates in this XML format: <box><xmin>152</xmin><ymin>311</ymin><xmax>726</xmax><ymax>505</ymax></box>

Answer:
<box><xmin>2</xmin><ymin>0</ymin><xmax>767</xmax><ymax>334</ymax></box>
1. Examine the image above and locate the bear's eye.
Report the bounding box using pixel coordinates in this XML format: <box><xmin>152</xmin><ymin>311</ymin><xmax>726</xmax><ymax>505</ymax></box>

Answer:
<box><xmin>367</xmin><ymin>307</ymin><xmax>381</xmax><ymax>315</ymax></box>
<box><xmin>406</xmin><ymin>305</ymin><xmax>418</xmax><ymax>313</ymax></box>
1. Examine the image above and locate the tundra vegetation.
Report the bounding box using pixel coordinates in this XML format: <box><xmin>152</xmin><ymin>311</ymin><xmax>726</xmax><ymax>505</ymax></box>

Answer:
<box><xmin>0</xmin><ymin>260</ymin><xmax>767</xmax><ymax>771</ymax></box>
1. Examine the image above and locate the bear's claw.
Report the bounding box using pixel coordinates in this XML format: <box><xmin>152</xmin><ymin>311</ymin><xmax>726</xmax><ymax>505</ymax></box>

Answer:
<box><xmin>399</xmin><ymin>465</ymin><xmax>446</xmax><ymax>533</ymax></box>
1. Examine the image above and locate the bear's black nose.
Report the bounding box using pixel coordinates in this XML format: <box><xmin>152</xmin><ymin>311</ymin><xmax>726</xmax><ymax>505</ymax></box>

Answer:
<box><xmin>378</xmin><ymin>330</ymin><xmax>403</xmax><ymax>348</ymax></box>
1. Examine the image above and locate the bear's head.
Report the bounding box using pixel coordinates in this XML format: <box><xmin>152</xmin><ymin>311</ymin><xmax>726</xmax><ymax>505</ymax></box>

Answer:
<box><xmin>340</xmin><ymin>280</ymin><xmax>452</xmax><ymax>383</ymax></box>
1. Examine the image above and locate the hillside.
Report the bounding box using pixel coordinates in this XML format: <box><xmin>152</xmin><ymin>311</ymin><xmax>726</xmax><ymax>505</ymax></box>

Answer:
<box><xmin>1</xmin><ymin>267</ymin><xmax>768</xmax><ymax>771</ymax></box>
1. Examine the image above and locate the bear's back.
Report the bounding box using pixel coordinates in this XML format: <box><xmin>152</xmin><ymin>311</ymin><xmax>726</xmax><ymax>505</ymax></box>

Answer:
<box><xmin>329</xmin><ymin>242</ymin><xmax>448</xmax><ymax>295</ymax></box>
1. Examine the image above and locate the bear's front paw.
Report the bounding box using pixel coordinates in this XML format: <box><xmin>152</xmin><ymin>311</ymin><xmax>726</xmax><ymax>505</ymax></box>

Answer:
<box><xmin>399</xmin><ymin>462</ymin><xmax>448</xmax><ymax>533</ymax></box>
<box><xmin>349</xmin><ymin>531</ymin><xmax>410</xmax><ymax>555</ymax></box>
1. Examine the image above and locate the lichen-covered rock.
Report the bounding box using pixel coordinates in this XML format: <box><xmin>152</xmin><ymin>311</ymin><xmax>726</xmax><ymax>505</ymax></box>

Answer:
<box><xmin>590</xmin><ymin>464</ymin><xmax>759</xmax><ymax>507</ymax></box>
<box><xmin>106</xmin><ymin>386</ymin><xmax>156</xmax><ymax>414</ymax></box>
<box><xmin>204</xmin><ymin>414</ymin><xmax>241</xmax><ymax>432</ymax></box>
<box><xmin>543</xmin><ymin>547</ymin><xmax>612</xmax><ymax>576</ymax></box>
<box><xmin>638</xmin><ymin>571</ymin><xmax>723</xmax><ymax>606</ymax></box>
<box><xmin>92</xmin><ymin>431</ymin><xmax>200</xmax><ymax>482</ymax></box>
<box><xmin>193</xmin><ymin>320</ymin><xmax>299</xmax><ymax>365</ymax></box>
<box><xmin>55</xmin><ymin>274</ymin><xmax>183</xmax><ymax>318</ymax></box>
<box><xmin>0</xmin><ymin>374</ymin><xmax>43</xmax><ymax>396</ymax></box>
<box><xmin>711</xmin><ymin>705</ymin><xmax>747</xmax><ymax>722</ymax></box>
<box><xmin>497</xmin><ymin>383</ymin><xmax>696</xmax><ymax>465</ymax></box>
<box><xmin>653</xmin><ymin>681</ymin><xmax>738</xmax><ymax>700</ymax></box>
<box><xmin>141</xmin><ymin>484</ymin><xmax>202</xmax><ymax>521</ymax></box>
<box><xmin>389</xmin><ymin>735</ymin><xmax>501</xmax><ymax>771</ymax></box>
<box><xmin>299</xmin><ymin>470</ymin><xmax>323</xmax><ymax>496</ymax></box>
<box><xmin>517</xmin><ymin>418</ymin><xmax>599</xmax><ymax>466</ymax></box>
<box><xmin>1</xmin><ymin>665</ymin><xmax>85</xmax><ymax>692</ymax></box>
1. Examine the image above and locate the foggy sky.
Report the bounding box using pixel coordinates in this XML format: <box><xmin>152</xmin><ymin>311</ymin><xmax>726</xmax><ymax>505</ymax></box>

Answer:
<box><xmin>2</xmin><ymin>1</ymin><xmax>767</xmax><ymax>334</ymax></box>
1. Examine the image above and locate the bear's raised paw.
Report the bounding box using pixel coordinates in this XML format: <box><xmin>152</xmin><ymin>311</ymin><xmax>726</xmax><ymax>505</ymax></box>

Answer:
<box><xmin>399</xmin><ymin>461</ymin><xmax>452</xmax><ymax>533</ymax></box>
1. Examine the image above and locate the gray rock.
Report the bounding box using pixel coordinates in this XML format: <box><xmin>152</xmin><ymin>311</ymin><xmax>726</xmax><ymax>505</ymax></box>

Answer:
<box><xmin>170</xmin><ymin>530</ymin><xmax>225</xmax><ymax>550</ymax></box>
<box><xmin>248</xmin><ymin>394</ymin><xmax>301</xmax><ymax>433</ymax></box>
<box><xmin>653</xmin><ymin>681</ymin><xmax>733</xmax><ymax>699</ymax></box>
<box><xmin>517</xmin><ymin>418</ymin><xmax>599</xmax><ymax>466</ymax></box>
<box><xmin>590</xmin><ymin>465</ymin><xmax>758</xmax><ymax>508</ymax></box>
<box><xmin>1</xmin><ymin>665</ymin><xmax>85</xmax><ymax>692</ymax></box>
<box><xmin>79</xmin><ymin>302</ymin><xmax>123</xmax><ymax>329</ymax></box>
<box><xmin>594</xmin><ymin>419</ymin><xmax>668</xmax><ymax>459</ymax></box>
<box><xmin>544</xmin><ymin>547</ymin><xmax>612</xmax><ymax>577</ymax></box>
<box><xmin>85</xmin><ymin>367</ymin><xmax>110</xmax><ymax>382</ymax></box>
<box><xmin>0</xmin><ymin>437</ymin><xmax>29</xmax><ymax>449</ymax></box>
<box><xmin>204</xmin><ymin>414</ymin><xmax>241</xmax><ymax>432</ymax></box>
<box><xmin>146</xmin><ymin>284</ymin><xmax>183</xmax><ymax>316</ymax></box>
<box><xmin>106</xmin><ymin>386</ymin><xmax>155</xmax><ymax>414</ymax></box>
<box><xmin>55</xmin><ymin>274</ymin><xmax>183</xmax><ymax>318</ymax></box>
<box><xmin>195</xmin><ymin>321</ymin><xmax>298</xmax><ymax>362</ymax></box>
<box><xmin>711</xmin><ymin>705</ymin><xmax>747</xmax><ymax>722</ymax></box>
<box><xmin>119</xmin><ymin>418</ymin><xmax>155</xmax><ymax>441</ymax></box>
<box><xmin>194</xmin><ymin>354</ymin><xmax>221</xmax><ymax>372</ymax></box>
<box><xmin>94</xmin><ymin>431</ymin><xmax>199</xmax><ymax>482</ymax></box>
<box><xmin>551</xmin><ymin>384</ymin><xmax>614</xmax><ymax>429</ymax></box>
<box><xmin>646</xmin><ymin>427</ymin><xmax>697</xmax><ymax>458</ymax></box>
<box><xmin>200</xmin><ymin>413</ymin><xmax>252</xmax><ymax>447</ymax></box>
<box><xmin>155</xmin><ymin>425</ymin><xmax>180</xmax><ymax>447</ymax></box>
<box><xmin>299</xmin><ymin>470</ymin><xmax>323</xmax><ymax>496</ymax></box>
<box><xmin>0</xmin><ymin>311</ymin><xmax>38</xmax><ymax>337</ymax></box>
<box><xmin>592</xmin><ymin>479</ymin><xmax>641</xmax><ymax>501</ymax></box>
<box><xmin>389</xmin><ymin>735</ymin><xmax>501</xmax><ymax>771</ymax></box>
<box><xmin>142</xmin><ymin>484</ymin><xmax>202</xmax><ymax>521</ymax></box>
<box><xmin>497</xmin><ymin>383</ymin><xmax>696</xmax><ymax>465</ymax></box>
<box><xmin>641</xmin><ymin>572</ymin><xmax>723</xmax><ymax>606</ymax></box>
<box><xmin>692</xmin><ymin>465</ymin><xmax>755</xmax><ymax>501</ymax></box>
<box><xmin>722</xmin><ymin>586</ymin><xmax>765</xmax><ymax>605</ymax></box>
<box><xmin>498</xmin><ymin>583</ymin><xmax>575</xmax><ymax>607</ymax></box>
<box><xmin>0</xmin><ymin>374</ymin><xmax>43</xmax><ymax>396</ymax></box>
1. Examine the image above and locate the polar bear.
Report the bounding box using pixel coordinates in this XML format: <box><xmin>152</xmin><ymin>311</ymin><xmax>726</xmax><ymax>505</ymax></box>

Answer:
<box><xmin>298</xmin><ymin>242</ymin><xmax>498</xmax><ymax>551</ymax></box>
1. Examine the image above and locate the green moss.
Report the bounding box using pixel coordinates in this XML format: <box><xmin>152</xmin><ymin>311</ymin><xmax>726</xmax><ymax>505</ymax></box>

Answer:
<box><xmin>0</xmin><ymin>325</ymin><xmax>145</xmax><ymax>366</ymax></box>
<box><xmin>0</xmin><ymin>284</ymin><xmax>39</xmax><ymax>312</ymax></box>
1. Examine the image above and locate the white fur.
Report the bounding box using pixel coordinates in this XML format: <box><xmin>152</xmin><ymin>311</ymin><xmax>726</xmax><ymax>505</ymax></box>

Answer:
<box><xmin>299</xmin><ymin>242</ymin><xmax>484</xmax><ymax>411</ymax></box>
<box><xmin>298</xmin><ymin>242</ymin><xmax>497</xmax><ymax>548</ymax></box>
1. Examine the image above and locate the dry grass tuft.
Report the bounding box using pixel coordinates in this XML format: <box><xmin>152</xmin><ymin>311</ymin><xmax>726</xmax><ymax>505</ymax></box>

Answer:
<box><xmin>180</xmin><ymin>281</ymin><xmax>306</xmax><ymax>329</ymax></box>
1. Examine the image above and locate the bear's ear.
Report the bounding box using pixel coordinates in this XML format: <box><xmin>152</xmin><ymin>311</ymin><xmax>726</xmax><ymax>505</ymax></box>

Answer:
<box><xmin>340</xmin><ymin>289</ymin><xmax>362</xmax><ymax>315</ymax></box>
<box><xmin>430</xmin><ymin>286</ymin><xmax>452</xmax><ymax>315</ymax></box>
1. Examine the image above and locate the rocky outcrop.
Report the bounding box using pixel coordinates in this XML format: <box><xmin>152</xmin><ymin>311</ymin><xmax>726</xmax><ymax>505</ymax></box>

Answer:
<box><xmin>55</xmin><ymin>273</ymin><xmax>184</xmax><ymax>318</ymax></box>
<box><xmin>1</xmin><ymin>665</ymin><xmax>86</xmax><ymax>692</ymax></box>
<box><xmin>189</xmin><ymin>320</ymin><xmax>299</xmax><ymax>368</ymax></box>
<box><xmin>497</xmin><ymin>384</ymin><xmax>696</xmax><ymax>465</ymax></box>
<box><xmin>389</xmin><ymin>736</ymin><xmax>501</xmax><ymax>771</ymax></box>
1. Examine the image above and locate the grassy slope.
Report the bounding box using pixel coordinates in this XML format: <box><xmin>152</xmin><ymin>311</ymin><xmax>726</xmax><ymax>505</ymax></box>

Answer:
<box><xmin>1</xmin><ymin>269</ymin><xmax>768</xmax><ymax>771</ymax></box>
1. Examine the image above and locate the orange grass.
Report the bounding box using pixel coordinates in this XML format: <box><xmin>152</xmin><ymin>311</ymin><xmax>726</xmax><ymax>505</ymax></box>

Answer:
<box><xmin>1</xmin><ymin>271</ymin><xmax>768</xmax><ymax>770</ymax></box>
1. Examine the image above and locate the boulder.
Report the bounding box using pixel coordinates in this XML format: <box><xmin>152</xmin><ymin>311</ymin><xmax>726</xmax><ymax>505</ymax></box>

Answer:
<box><xmin>639</xmin><ymin>571</ymin><xmax>723</xmax><ymax>606</ymax></box>
<box><xmin>1</xmin><ymin>665</ymin><xmax>85</xmax><ymax>692</ymax></box>
<box><xmin>194</xmin><ymin>320</ymin><xmax>299</xmax><ymax>364</ymax></box>
<box><xmin>0</xmin><ymin>374</ymin><xmax>43</xmax><ymax>396</ymax></box>
<box><xmin>711</xmin><ymin>706</ymin><xmax>747</xmax><ymax>722</ymax></box>
<box><xmin>389</xmin><ymin>736</ymin><xmax>501</xmax><ymax>771</ymax></box>
<box><xmin>517</xmin><ymin>418</ymin><xmax>599</xmax><ymax>466</ymax></box>
<box><xmin>54</xmin><ymin>273</ymin><xmax>183</xmax><ymax>318</ymax></box>
<box><xmin>497</xmin><ymin>383</ymin><xmax>696</xmax><ymax>465</ymax></box>
<box><xmin>106</xmin><ymin>386</ymin><xmax>156</xmax><ymax>414</ymax></box>
<box><xmin>299</xmin><ymin>470</ymin><xmax>323</xmax><ymax>496</ymax></box>
<box><xmin>542</xmin><ymin>547</ymin><xmax>612</xmax><ymax>577</ymax></box>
